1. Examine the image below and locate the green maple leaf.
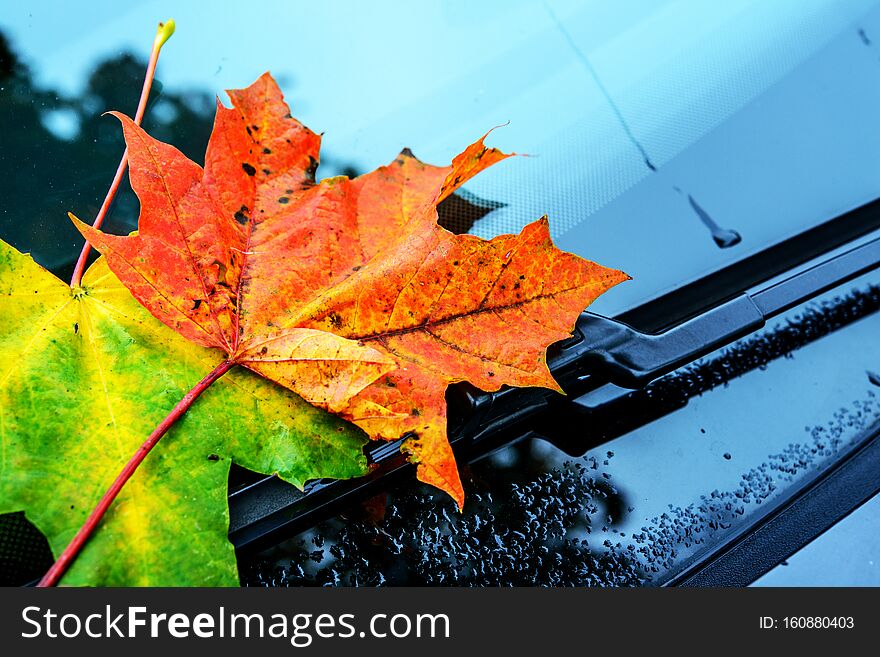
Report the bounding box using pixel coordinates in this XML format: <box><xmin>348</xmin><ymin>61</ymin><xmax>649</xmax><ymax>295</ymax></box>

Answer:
<box><xmin>0</xmin><ymin>240</ymin><xmax>369</xmax><ymax>586</ymax></box>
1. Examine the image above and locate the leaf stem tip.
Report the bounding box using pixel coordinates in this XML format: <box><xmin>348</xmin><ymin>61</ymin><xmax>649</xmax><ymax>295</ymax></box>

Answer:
<box><xmin>155</xmin><ymin>19</ymin><xmax>175</xmax><ymax>49</ymax></box>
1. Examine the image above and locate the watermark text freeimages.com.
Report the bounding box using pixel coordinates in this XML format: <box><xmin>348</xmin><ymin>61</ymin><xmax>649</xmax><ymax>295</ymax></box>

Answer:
<box><xmin>21</xmin><ymin>605</ymin><xmax>450</xmax><ymax>646</ymax></box>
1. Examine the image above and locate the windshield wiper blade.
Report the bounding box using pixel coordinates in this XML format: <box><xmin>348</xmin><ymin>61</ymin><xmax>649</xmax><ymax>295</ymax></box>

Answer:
<box><xmin>579</xmin><ymin>235</ymin><xmax>880</xmax><ymax>389</ymax></box>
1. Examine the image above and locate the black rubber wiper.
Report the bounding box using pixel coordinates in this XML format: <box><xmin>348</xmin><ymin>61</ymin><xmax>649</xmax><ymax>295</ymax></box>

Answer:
<box><xmin>578</xmin><ymin>235</ymin><xmax>880</xmax><ymax>389</ymax></box>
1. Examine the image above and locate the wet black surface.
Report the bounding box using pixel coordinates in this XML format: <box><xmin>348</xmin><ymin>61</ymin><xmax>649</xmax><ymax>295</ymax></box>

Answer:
<box><xmin>0</xmin><ymin>513</ymin><xmax>52</xmax><ymax>586</ymax></box>
<box><xmin>241</xmin><ymin>457</ymin><xmax>643</xmax><ymax>587</ymax></box>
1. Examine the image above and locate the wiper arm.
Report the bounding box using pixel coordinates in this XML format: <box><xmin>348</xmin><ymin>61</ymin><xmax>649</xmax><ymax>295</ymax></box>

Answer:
<box><xmin>580</xmin><ymin>235</ymin><xmax>880</xmax><ymax>389</ymax></box>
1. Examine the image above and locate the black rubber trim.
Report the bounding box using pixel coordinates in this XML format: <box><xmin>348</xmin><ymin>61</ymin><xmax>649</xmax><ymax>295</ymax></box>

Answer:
<box><xmin>669</xmin><ymin>421</ymin><xmax>880</xmax><ymax>587</ymax></box>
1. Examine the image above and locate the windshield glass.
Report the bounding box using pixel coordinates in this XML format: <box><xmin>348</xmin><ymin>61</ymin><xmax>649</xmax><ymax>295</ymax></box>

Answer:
<box><xmin>4</xmin><ymin>0</ymin><xmax>880</xmax><ymax>307</ymax></box>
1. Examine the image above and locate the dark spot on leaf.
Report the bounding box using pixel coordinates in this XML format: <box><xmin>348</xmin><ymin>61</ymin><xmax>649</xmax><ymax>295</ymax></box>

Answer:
<box><xmin>251</xmin><ymin>124</ymin><xmax>259</xmax><ymax>131</ymax></box>
<box><xmin>328</xmin><ymin>312</ymin><xmax>343</xmax><ymax>329</ymax></box>
<box><xmin>411</xmin><ymin>408</ymin><xmax>420</xmax><ymax>416</ymax></box>
<box><xmin>73</xmin><ymin>323</ymin><xmax>79</xmax><ymax>334</ymax></box>
<box><xmin>385</xmin><ymin>379</ymin><xmax>396</xmax><ymax>387</ymax></box>
<box><xmin>488</xmin><ymin>371</ymin><xmax>495</xmax><ymax>377</ymax></box>
<box><xmin>234</xmin><ymin>205</ymin><xmax>250</xmax><ymax>225</ymax></box>
<box><xmin>285</xmin><ymin>188</ymin><xmax>294</xmax><ymax>194</ymax></box>
<box><xmin>351</xmin><ymin>265</ymin><xmax>361</xmax><ymax>272</ymax></box>
<box><xmin>245</xmin><ymin>126</ymin><xmax>252</xmax><ymax>136</ymax></box>
<box><xmin>278</xmin><ymin>196</ymin><xmax>289</xmax><ymax>204</ymax></box>
<box><xmin>262</xmin><ymin>168</ymin><xmax>271</xmax><ymax>175</ymax></box>
<box><xmin>519</xmin><ymin>274</ymin><xmax>525</xmax><ymax>280</ymax></box>
<box><xmin>207</xmin><ymin>454</ymin><xmax>220</xmax><ymax>462</ymax></box>
<box><xmin>262</xmin><ymin>147</ymin><xmax>272</xmax><ymax>154</ymax></box>
<box><xmin>191</xmin><ymin>299</ymin><xmax>202</xmax><ymax>311</ymax></box>
<box><xmin>241</xmin><ymin>163</ymin><xmax>257</xmax><ymax>176</ymax></box>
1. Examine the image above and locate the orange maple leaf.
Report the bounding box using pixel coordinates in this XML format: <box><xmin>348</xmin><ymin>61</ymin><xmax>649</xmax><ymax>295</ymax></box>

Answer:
<box><xmin>74</xmin><ymin>73</ymin><xmax>628</xmax><ymax>507</ymax></box>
